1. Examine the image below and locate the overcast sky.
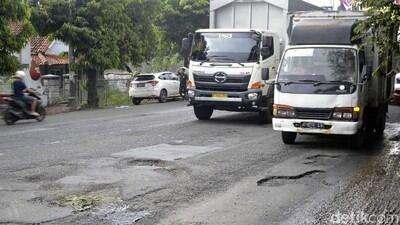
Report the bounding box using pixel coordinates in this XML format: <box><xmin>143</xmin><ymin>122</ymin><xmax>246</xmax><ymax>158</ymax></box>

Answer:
<box><xmin>303</xmin><ymin>0</ymin><xmax>340</xmax><ymax>8</ymax></box>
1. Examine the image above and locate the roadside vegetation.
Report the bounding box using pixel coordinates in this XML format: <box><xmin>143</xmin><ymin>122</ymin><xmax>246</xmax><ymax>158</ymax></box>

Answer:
<box><xmin>0</xmin><ymin>0</ymin><xmax>208</xmax><ymax>108</ymax></box>
<box><xmin>99</xmin><ymin>89</ymin><xmax>131</xmax><ymax>108</ymax></box>
<box><xmin>2</xmin><ymin>0</ymin><xmax>398</xmax><ymax>108</ymax></box>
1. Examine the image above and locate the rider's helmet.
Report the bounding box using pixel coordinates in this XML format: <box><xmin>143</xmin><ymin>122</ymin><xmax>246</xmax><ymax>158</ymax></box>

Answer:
<box><xmin>15</xmin><ymin>71</ymin><xmax>26</xmax><ymax>79</ymax></box>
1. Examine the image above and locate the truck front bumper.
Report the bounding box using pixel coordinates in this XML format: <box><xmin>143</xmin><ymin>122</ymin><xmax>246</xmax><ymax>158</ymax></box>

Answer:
<box><xmin>273</xmin><ymin>118</ymin><xmax>361</xmax><ymax>135</ymax></box>
<box><xmin>187</xmin><ymin>89</ymin><xmax>265</xmax><ymax>112</ymax></box>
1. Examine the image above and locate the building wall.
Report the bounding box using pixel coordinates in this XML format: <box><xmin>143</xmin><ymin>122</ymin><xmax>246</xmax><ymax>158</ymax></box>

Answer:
<box><xmin>212</xmin><ymin>1</ymin><xmax>289</xmax><ymax>44</ymax></box>
<box><xmin>20</xmin><ymin>43</ymin><xmax>31</xmax><ymax>67</ymax></box>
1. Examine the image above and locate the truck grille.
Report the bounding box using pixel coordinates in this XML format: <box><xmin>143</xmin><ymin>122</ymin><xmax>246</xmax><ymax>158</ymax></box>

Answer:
<box><xmin>194</xmin><ymin>73</ymin><xmax>251</xmax><ymax>92</ymax></box>
<box><xmin>295</xmin><ymin>108</ymin><xmax>332</xmax><ymax>120</ymax></box>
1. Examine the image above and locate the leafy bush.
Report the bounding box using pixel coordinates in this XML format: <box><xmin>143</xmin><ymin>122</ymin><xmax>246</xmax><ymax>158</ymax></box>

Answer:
<box><xmin>99</xmin><ymin>89</ymin><xmax>131</xmax><ymax>108</ymax></box>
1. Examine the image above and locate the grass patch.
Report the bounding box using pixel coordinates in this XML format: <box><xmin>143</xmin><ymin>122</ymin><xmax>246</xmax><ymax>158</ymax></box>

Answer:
<box><xmin>100</xmin><ymin>89</ymin><xmax>131</xmax><ymax>108</ymax></box>
<box><xmin>58</xmin><ymin>194</ymin><xmax>122</xmax><ymax>212</ymax></box>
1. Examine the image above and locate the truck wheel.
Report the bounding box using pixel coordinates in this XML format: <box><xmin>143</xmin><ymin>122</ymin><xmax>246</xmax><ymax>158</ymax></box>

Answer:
<box><xmin>351</xmin><ymin>126</ymin><xmax>366</xmax><ymax>149</ymax></box>
<box><xmin>375</xmin><ymin>114</ymin><xmax>386</xmax><ymax>138</ymax></box>
<box><xmin>132</xmin><ymin>98</ymin><xmax>142</xmax><ymax>105</ymax></box>
<box><xmin>194</xmin><ymin>106</ymin><xmax>213</xmax><ymax>120</ymax></box>
<box><xmin>258</xmin><ymin>110</ymin><xmax>272</xmax><ymax>124</ymax></box>
<box><xmin>158</xmin><ymin>89</ymin><xmax>168</xmax><ymax>103</ymax></box>
<box><xmin>282</xmin><ymin>132</ymin><xmax>297</xmax><ymax>144</ymax></box>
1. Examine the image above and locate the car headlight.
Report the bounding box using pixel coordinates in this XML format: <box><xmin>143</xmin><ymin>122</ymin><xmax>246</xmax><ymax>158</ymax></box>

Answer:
<box><xmin>273</xmin><ymin>105</ymin><xmax>296</xmax><ymax>118</ymax></box>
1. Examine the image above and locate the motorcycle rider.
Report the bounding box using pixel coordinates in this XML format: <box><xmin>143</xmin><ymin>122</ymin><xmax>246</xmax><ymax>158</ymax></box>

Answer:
<box><xmin>12</xmin><ymin>71</ymin><xmax>40</xmax><ymax>117</ymax></box>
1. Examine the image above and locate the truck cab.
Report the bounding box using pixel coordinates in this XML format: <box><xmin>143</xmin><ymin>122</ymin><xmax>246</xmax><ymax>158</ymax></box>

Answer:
<box><xmin>273</xmin><ymin>12</ymin><xmax>393</xmax><ymax>147</ymax></box>
<box><xmin>183</xmin><ymin>29</ymin><xmax>282</xmax><ymax>123</ymax></box>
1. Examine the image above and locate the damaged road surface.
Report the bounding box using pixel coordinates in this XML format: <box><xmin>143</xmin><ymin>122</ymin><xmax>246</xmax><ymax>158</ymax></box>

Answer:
<box><xmin>0</xmin><ymin>101</ymin><xmax>399</xmax><ymax>225</ymax></box>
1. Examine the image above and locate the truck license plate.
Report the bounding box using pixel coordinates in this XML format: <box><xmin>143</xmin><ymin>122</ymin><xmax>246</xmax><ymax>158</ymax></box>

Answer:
<box><xmin>301</xmin><ymin>122</ymin><xmax>325</xmax><ymax>129</ymax></box>
<box><xmin>212</xmin><ymin>93</ymin><xmax>227</xmax><ymax>98</ymax></box>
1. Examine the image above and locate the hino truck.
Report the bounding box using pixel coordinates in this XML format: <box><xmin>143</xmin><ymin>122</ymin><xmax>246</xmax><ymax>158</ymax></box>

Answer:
<box><xmin>182</xmin><ymin>29</ymin><xmax>282</xmax><ymax>123</ymax></box>
<box><xmin>273</xmin><ymin>11</ymin><xmax>395</xmax><ymax>147</ymax></box>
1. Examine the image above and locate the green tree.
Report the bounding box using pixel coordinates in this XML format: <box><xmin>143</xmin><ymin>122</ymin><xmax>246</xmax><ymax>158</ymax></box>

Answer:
<box><xmin>0</xmin><ymin>0</ymin><xmax>34</xmax><ymax>76</ymax></box>
<box><xmin>159</xmin><ymin>0</ymin><xmax>209</xmax><ymax>45</ymax></box>
<box><xmin>147</xmin><ymin>0</ymin><xmax>208</xmax><ymax>71</ymax></box>
<box><xmin>355</xmin><ymin>0</ymin><xmax>400</xmax><ymax>72</ymax></box>
<box><xmin>31</xmin><ymin>0</ymin><xmax>159</xmax><ymax>107</ymax></box>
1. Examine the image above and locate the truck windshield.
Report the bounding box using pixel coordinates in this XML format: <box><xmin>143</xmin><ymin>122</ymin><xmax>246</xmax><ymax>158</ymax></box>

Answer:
<box><xmin>278</xmin><ymin>48</ymin><xmax>357</xmax><ymax>84</ymax></box>
<box><xmin>191</xmin><ymin>32</ymin><xmax>260</xmax><ymax>63</ymax></box>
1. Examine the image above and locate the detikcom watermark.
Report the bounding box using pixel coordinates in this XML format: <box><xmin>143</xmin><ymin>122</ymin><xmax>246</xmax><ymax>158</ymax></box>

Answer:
<box><xmin>330</xmin><ymin>211</ymin><xmax>400</xmax><ymax>224</ymax></box>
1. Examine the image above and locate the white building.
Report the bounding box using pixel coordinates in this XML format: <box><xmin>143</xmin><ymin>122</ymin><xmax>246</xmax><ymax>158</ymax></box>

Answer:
<box><xmin>210</xmin><ymin>0</ymin><xmax>321</xmax><ymax>44</ymax></box>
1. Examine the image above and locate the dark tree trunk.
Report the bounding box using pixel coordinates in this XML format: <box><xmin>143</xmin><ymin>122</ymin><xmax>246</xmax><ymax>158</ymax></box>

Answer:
<box><xmin>86</xmin><ymin>68</ymin><xmax>98</xmax><ymax>108</ymax></box>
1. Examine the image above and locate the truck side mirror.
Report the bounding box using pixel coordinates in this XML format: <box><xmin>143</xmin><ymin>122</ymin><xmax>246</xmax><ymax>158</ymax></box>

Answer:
<box><xmin>262</xmin><ymin>68</ymin><xmax>269</xmax><ymax>80</ymax></box>
<box><xmin>261</xmin><ymin>47</ymin><xmax>272</xmax><ymax>58</ymax></box>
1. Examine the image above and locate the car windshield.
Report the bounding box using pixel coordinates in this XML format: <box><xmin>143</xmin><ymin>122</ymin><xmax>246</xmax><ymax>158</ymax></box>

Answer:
<box><xmin>134</xmin><ymin>75</ymin><xmax>155</xmax><ymax>81</ymax></box>
<box><xmin>396</xmin><ymin>77</ymin><xmax>400</xmax><ymax>84</ymax></box>
<box><xmin>191</xmin><ymin>32</ymin><xmax>261</xmax><ymax>63</ymax></box>
<box><xmin>278</xmin><ymin>48</ymin><xmax>357</xmax><ymax>83</ymax></box>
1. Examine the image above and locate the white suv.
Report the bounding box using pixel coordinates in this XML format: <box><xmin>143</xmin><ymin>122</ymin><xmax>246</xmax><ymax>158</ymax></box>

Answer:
<box><xmin>129</xmin><ymin>72</ymin><xmax>180</xmax><ymax>105</ymax></box>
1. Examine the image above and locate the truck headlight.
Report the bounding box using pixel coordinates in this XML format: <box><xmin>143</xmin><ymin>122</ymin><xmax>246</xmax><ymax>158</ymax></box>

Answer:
<box><xmin>333</xmin><ymin>112</ymin><xmax>343</xmax><ymax>119</ymax></box>
<box><xmin>187</xmin><ymin>90</ymin><xmax>195</xmax><ymax>98</ymax></box>
<box><xmin>273</xmin><ymin>104</ymin><xmax>296</xmax><ymax>118</ymax></box>
<box><xmin>342</xmin><ymin>112</ymin><xmax>353</xmax><ymax>119</ymax></box>
<box><xmin>332</xmin><ymin>107</ymin><xmax>360</xmax><ymax>120</ymax></box>
<box><xmin>247</xmin><ymin>93</ymin><xmax>258</xmax><ymax>101</ymax></box>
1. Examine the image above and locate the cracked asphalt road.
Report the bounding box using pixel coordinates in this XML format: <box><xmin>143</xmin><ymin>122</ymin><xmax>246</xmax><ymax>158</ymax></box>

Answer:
<box><xmin>0</xmin><ymin>100</ymin><xmax>399</xmax><ymax>225</ymax></box>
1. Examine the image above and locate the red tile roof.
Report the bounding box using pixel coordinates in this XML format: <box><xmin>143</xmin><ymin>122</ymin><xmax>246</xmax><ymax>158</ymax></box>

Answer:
<box><xmin>31</xmin><ymin>36</ymin><xmax>50</xmax><ymax>54</ymax></box>
<box><xmin>32</xmin><ymin>53</ymin><xmax>69</xmax><ymax>66</ymax></box>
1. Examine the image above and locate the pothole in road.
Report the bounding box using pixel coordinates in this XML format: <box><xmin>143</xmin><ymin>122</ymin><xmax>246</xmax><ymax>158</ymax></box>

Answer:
<box><xmin>126</xmin><ymin>159</ymin><xmax>167</xmax><ymax>167</ymax></box>
<box><xmin>112</xmin><ymin>144</ymin><xmax>219</xmax><ymax>161</ymax></box>
<box><xmin>303</xmin><ymin>154</ymin><xmax>341</xmax><ymax>166</ymax></box>
<box><xmin>306</xmin><ymin>155</ymin><xmax>340</xmax><ymax>160</ymax></box>
<box><xmin>57</xmin><ymin>193</ymin><xmax>122</xmax><ymax>212</ymax></box>
<box><xmin>257</xmin><ymin>170</ymin><xmax>326</xmax><ymax>186</ymax></box>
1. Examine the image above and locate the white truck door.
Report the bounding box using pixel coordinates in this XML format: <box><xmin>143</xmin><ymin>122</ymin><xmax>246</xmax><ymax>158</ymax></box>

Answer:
<box><xmin>260</xmin><ymin>35</ymin><xmax>279</xmax><ymax>98</ymax></box>
<box><xmin>261</xmin><ymin>35</ymin><xmax>278</xmax><ymax>79</ymax></box>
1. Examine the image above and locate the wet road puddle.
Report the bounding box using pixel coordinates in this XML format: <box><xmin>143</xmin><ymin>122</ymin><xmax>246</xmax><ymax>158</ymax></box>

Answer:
<box><xmin>386</xmin><ymin>123</ymin><xmax>400</xmax><ymax>155</ymax></box>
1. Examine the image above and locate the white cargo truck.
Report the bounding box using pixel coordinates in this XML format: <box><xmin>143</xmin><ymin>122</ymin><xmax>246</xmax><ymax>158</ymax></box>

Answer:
<box><xmin>273</xmin><ymin>11</ymin><xmax>395</xmax><ymax>147</ymax></box>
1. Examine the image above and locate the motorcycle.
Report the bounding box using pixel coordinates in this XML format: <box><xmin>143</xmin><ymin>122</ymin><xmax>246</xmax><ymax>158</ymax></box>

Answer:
<box><xmin>2</xmin><ymin>92</ymin><xmax>46</xmax><ymax>125</ymax></box>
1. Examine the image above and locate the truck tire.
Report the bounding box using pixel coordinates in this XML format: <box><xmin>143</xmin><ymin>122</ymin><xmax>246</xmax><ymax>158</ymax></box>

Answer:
<box><xmin>194</xmin><ymin>106</ymin><xmax>213</xmax><ymax>120</ymax></box>
<box><xmin>258</xmin><ymin>110</ymin><xmax>272</xmax><ymax>124</ymax></box>
<box><xmin>375</xmin><ymin>114</ymin><xmax>386</xmax><ymax>138</ymax></box>
<box><xmin>282</xmin><ymin>132</ymin><xmax>297</xmax><ymax>144</ymax></box>
<box><xmin>351</xmin><ymin>125</ymin><xmax>366</xmax><ymax>149</ymax></box>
